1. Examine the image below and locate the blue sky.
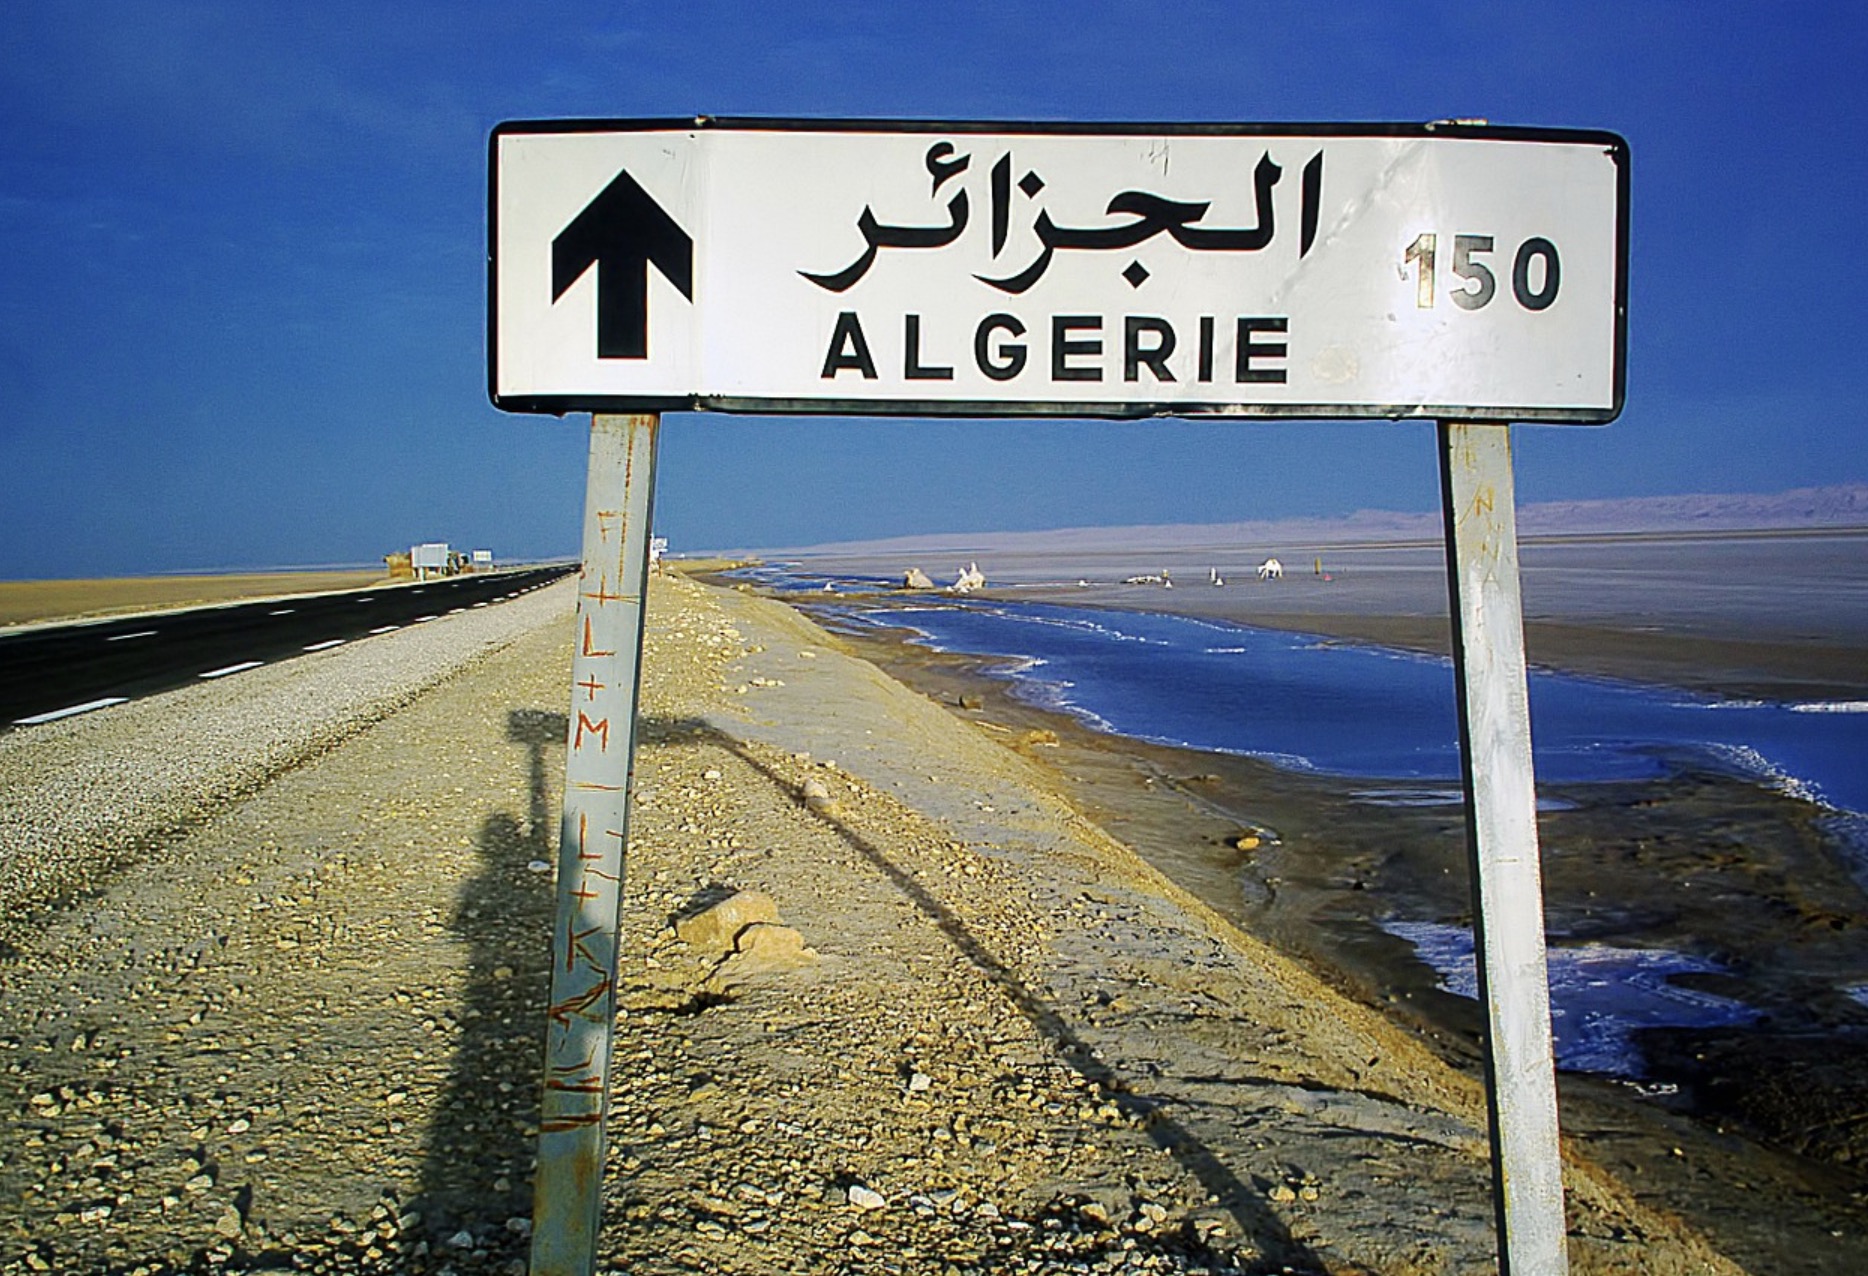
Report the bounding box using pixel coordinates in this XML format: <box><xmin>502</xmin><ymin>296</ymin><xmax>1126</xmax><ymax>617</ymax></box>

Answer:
<box><xmin>2</xmin><ymin>1</ymin><xmax>1864</xmax><ymax>577</ymax></box>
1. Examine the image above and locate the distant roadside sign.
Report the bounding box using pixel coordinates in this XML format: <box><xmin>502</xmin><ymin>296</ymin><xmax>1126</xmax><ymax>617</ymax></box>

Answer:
<box><xmin>490</xmin><ymin>118</ymin><xmax>1626</xmax><ymax>422</ymax></box>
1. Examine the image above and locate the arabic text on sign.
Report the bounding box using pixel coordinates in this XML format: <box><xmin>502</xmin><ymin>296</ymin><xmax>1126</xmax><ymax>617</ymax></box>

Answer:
<box><xmin>802</xmin><ymin>142</ymin><xmax>1325</xmax><ymax>295</ymax></box>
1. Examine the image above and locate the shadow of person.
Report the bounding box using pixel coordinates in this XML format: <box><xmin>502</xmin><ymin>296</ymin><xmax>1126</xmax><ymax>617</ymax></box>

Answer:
<box><xmin>411</xmin><ymin>708</ymin><xmax>564</xmax><ymax>1258</ymax></box>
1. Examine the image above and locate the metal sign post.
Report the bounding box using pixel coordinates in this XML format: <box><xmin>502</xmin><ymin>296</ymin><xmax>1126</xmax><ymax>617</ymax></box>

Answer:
<box><xmin>1440</xmin><ymin>421</ymin><xmax>1566</xmax><ymax>1275</ymax></box>
<box><xmin>490</xmin><ymin>117</ymin><xmax>1628</xmax><ymax>1276</ymax></box>
<box><xmin>531</xmin><ymin>412</ymin><xmax>659</xmax><ymax>1276</ymax></box>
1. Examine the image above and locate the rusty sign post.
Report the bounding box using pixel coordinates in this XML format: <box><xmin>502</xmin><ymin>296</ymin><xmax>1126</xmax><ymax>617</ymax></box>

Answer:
<box><xmin>531</xmin><ymin>412</ymin><xmax>659</xmax><ymax>1276</ymax></box>
<box><xmin>490</xmin><ymin>119</ymin><xmax>1627</xmax><ymax>1276</ymax></box>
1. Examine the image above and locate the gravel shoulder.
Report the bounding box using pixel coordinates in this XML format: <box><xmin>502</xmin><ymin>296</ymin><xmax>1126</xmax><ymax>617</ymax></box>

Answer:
<box><xmin>0</xmin><ymin>583</ymin><xmax>574</xmax><ymax>960</ymax></box>
<box><xmin>0</xmin><ymin>574</ymin><xmax>1744</xmax><ymax>1274</ymax></box>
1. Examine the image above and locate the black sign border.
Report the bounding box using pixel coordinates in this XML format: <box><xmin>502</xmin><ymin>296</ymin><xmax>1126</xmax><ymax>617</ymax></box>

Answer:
<box><xmin>489</xmin><ymin>117</ymin><xmax>1629</xmax><ymax>425</ymax></box>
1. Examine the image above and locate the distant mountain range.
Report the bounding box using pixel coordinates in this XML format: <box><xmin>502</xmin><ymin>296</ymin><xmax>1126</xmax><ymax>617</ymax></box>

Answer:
<box><xmin>764</xmin><ymin>483</ymin><xmax>1868</xmax><ymax>559</ymax></box>
<box><xmin>1516</xmin><ymin>483</ymin><xmax>1868</xmax><ymax>537</ymax></box>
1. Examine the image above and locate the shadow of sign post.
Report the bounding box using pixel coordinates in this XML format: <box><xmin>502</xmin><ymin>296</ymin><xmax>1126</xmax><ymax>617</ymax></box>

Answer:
<box><xmin>492</xmin><ymin>118</ymin><xmax>1629</xmax><ymax>1276</ymax></box>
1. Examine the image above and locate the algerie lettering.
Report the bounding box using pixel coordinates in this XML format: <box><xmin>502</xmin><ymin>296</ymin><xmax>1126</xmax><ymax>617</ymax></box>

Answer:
<box><xmin>820</xmin><ymin>311</ymin><xmax>1290</xmax><ymax>385</ymax></box>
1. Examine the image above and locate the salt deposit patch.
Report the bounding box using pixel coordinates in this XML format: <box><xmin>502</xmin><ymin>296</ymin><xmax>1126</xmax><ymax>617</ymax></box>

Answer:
<box><xmin>1381</xmin><ymin>920</ymin><xmax>1759</xmax><ymax>1078</ymax></box>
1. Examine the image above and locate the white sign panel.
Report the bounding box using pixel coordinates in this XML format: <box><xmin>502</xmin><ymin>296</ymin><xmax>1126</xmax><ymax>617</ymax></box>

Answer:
<box><xmin>490</xmin><ymin>119</ymin><xmax>1627</xmax><ymax>422</ymax></box>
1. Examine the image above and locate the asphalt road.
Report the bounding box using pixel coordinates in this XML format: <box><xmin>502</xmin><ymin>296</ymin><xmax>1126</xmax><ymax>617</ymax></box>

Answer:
<box><xmin>0</xmin><ymin>566</ymin><xmax>574</xmax><ymax>730</ymax></box>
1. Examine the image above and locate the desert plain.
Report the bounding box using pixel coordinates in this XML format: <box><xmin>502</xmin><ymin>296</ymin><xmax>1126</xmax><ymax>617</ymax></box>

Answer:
<box><xmin>0</xmin><ymin>533</ymin><xmax>1863</xmax><ymax>1273</ymax></box>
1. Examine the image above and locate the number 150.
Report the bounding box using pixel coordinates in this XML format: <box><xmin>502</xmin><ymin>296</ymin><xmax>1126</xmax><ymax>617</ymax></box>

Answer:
<box><xmin>1404</xmin><ymin>233</ymin><xmax>1560</xmax><ymax>312</ymax></box>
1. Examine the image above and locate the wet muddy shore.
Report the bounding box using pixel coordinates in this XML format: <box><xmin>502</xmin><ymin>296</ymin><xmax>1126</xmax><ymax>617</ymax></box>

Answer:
<box><xmin>751</xmin><ymin>582</ymin><xmax>1868</xmax><ymax>1274</ymax></box>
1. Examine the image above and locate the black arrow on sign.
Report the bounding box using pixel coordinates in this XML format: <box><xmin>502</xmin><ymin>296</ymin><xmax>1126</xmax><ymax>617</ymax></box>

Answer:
<box><xmin>551</xmin><ymin>169</ymin><xmax>693</xmax><ymax>360</ymax></box>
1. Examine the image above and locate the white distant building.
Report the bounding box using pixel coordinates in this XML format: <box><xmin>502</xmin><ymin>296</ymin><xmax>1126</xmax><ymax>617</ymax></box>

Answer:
<box><xmin>411</xmin><ymin>542</ymin><xmax>449</xmax><ymax>581</ymax></box>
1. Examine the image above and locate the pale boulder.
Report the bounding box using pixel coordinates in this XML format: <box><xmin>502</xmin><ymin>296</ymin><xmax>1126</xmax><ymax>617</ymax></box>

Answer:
<box><xmin>675</xmin><ymin>890</ymin><xmax>781</xmax><ymax>953</ymax></box>
<box><xmin>705</xmin><ymin>921</ymin><xmax>818</xmax><ymax>992</ymax></box>
<box><xmin>800</xmin><ymin>776</ymin><xmax>839</xmax><ymax>814</ymax></box>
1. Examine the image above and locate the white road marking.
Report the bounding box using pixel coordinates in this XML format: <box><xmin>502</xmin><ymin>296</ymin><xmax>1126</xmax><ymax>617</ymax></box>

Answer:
<box><xmin>269</xmin><ymin>608</ymin><xmax>296</xmax><ymax>616</ymax></box>
<box><xmin>199</xmin><ymin>660</ymin><xmax>263</xmax><ymax>679</ymax></box>
<box><xmin>14</xmin><ymin>697</ymin><xmax>129</xmax><ymax>725</ymax></box>
<box><xmin>368</xmin><ymin>624</ymin><xmax>401</xmax><ymax>634</ymax></box>
<box><xmin>412</xmin><ymin>614</ymin><xmax>440</xmax><ymax>623</ymax></box>
<box><xmin>303</xmin><ymin>639</ymin><xmax>345</xmax><ymax>652</ymax></box>
<box><xmin>356</xmin><ymin>597</ymin><xmax>375</xmax><ymax>603</ymax></box>
<box><xmin>105</xmin><ymin>629</ymin><xmax>159</xmax><ymax>642</ymax></box>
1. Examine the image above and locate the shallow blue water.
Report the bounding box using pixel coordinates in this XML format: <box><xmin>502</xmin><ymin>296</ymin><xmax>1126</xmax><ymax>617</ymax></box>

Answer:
<box><xmin>809</xmin><ymin>595</ymin><xmax>1868</xmax><ymax>816</ymax></box>
<box><xmin>742</xmin><ymin>567</ymin><xmax>1868</xmax><ymax>1074</ymax></box>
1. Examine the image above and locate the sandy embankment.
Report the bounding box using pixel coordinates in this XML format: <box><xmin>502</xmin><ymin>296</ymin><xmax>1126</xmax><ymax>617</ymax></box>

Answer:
<box><xmin>0</xmin><ymin>571</ymin><xmax>390</xmax><ymax>630</ymax></box>
<box><xmin>1</xmin><ymin>575</ymin><xmax>1740</xmax><ymax>1274</ymax></box>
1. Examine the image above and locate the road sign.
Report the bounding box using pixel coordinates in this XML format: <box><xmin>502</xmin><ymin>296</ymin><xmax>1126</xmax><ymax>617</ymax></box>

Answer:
<box><xmin>490</xmin><ymin>118</ymin><xmax>1626</xmax><ymax>422</ymax></box>
<box><xmin>500</xmin><ymin>117</ymin><xmax>1627</xmax><ymax>1276</ymax></box>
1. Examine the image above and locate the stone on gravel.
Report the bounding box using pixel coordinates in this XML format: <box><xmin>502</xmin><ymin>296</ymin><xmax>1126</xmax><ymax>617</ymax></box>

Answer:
<box><xmin>705</xmin><ymin>922</ymin><xmax>817</xmax><ymax>992</ymax></box>
<box><xmin>799</xmin><ymin>776</ymin><xmax>838</xmax><ymax>813</ymax></box>
<box><xmin>675</xmin><ymin>890</ymin><xmax>781</xmax><ymax>952</ymax></box>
